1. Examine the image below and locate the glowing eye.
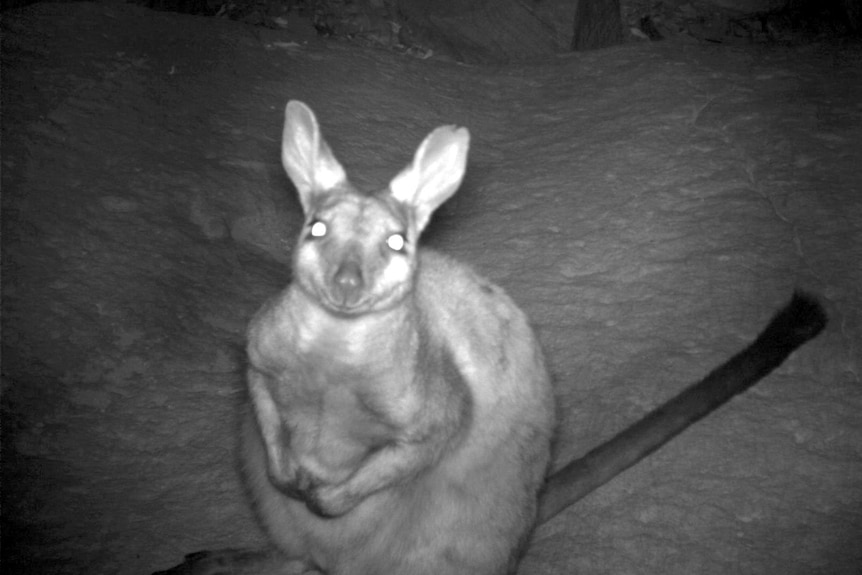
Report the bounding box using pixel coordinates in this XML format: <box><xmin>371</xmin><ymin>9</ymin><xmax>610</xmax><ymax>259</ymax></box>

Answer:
<box><xmin>386</xmin><ymin>233</ymin><xmax>405</xmax><ymax>252</ymax></box>
<box><xmin>310</xmin><ymin>221</ymin><xmax>327</xmax><ymax>238</ymax></box>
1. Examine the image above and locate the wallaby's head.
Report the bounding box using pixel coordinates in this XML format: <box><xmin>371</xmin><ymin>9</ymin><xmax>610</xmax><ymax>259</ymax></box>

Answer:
<box><xmin>281</xmin><ymin>100</ymin><xmax>470</xmax><ymax>316</ymax></box>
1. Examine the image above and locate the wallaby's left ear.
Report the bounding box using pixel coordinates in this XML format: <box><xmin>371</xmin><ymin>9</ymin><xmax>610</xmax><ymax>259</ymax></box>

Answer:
<box><xmin>281</xmin><ymin>100</ymin><xmax>347</xmax><ymax>213</ymax></box>
<box><xmin>389</xmin><ymin>125</ymin><xmax>470</xmax><ymax>233</ymax></box>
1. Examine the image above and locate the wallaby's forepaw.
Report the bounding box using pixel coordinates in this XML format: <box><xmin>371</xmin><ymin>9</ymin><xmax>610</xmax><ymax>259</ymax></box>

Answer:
<box><xmin>153</xmin><ymin>548</ymin><xmax>312</xmax><ymax>575</ymax></box>
<box><xmin>306</xmin><ymin>482</ymin><xmax>360</xmax><ymax>518</ymax></box>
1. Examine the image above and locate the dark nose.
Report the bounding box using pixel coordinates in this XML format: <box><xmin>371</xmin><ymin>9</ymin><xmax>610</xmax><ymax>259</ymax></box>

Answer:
<box><xmin>333</xmin><ymin>260</ymin><xmax>363</xmax><ymax>306</ymax></box>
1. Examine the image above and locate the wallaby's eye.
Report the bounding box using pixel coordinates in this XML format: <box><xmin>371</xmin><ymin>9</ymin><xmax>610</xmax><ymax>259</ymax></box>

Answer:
<box><xmin>309</xmin><ymin>220</ymin><xmax>327</xmax><ymax>238</ymax></box>
<box><xmin>386</xmin><ymin>233</ymin><xmax>406</xmax><ymax>252</ymax></box>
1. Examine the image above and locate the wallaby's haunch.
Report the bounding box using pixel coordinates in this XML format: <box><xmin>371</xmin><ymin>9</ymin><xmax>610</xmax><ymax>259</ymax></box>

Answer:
<box><xmin>156</xmin><ymin>101</ymin><xmax>827</xmax><ymax>575</ymax></box>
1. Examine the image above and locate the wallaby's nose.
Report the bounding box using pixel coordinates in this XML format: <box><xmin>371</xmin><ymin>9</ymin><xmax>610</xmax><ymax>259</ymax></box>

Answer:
<box><xmin>333</xmin><ymin>260</ymin><xmax>364</xmax><ymax>306</ymax></box>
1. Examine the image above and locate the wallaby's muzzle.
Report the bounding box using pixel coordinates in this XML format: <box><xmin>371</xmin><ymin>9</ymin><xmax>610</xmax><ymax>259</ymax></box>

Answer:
<box><xmin>331</xmin><ymin>260</ymin><xmax>364</xmax><ymax>308</ymax></box>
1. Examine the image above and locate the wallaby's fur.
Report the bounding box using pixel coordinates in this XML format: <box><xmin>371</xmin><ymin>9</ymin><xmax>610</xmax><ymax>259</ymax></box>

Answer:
<box><xmin>242</xmin><ymin>101</ymin><xmax>554</xmax><ymax>574</ymax></box>
<box><xmin>155</xmin><ymin>102</ymin><xmax>827</xmax><ymax>575</ymax></box>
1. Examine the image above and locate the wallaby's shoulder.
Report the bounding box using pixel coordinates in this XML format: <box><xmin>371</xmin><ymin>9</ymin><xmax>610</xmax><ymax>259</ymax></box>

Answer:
<box><xmin>416</xmin><ymin>248</ymin><xmax>528</xmax><ymax>323</ymax></box>
<box><xmin>414</xmin><ymin>247</ymin><xmax>543</xmax><ymax>387</ymax></box>
<box><xmin>415</xmin><ymin>246</ymin><xmax>552</xmax><ymax>440</ymax></box>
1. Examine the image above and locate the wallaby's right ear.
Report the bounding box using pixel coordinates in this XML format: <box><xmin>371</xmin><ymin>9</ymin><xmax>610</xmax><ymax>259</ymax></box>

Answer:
<box><xmin>281</xmin><ymin>100</ymin><xmax>347</xmax><ymax>213</ymax></box>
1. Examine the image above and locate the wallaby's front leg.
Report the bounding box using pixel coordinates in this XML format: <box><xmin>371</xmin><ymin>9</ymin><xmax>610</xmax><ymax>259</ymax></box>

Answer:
<box><xmin>309</xmin><ymin>349</ymin><xmax>471</xmax><ymax>517</ymax></box>
<box><xmin>250</xmin><ymin>362</ymin><xmax>469</xmax><ymax>517</ymax></box>
<box><xmin>309</xmin><ymin>432</ymin><xmax>446</xmax><ymax>516</ymax></box>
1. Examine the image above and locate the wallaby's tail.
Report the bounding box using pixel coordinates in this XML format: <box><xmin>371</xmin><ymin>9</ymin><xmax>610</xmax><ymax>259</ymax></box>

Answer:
<box><xmin>538</xmin><ymin>291</ymin><xmax>828</xmax><ymax>524</ymax></box>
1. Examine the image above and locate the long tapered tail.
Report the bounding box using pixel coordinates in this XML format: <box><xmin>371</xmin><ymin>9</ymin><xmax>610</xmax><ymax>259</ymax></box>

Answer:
<box><xmin>538</xmin><ymin>291</ymin><xmax>828</xmax><ymax>524</ymax></box>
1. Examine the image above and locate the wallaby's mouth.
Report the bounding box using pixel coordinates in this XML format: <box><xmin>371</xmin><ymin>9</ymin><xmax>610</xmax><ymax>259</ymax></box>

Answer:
<box><xmin>318</xmin><ymin>279</ymin><xmax>406</xmax><ymax>316</ymax></box>
<box><xmin>321</xmin><ymin>298</ymin><xmax>373</xmax><ymax>316</ymax></box>
<box><xmin>296</xmin><ymin>276</ymin><xmax>384</xmax><ymax>316</ymax></box>
<box><xmin>319</xmin><ymin>282</ymin><xmax>410</xmax><ymax>316</ymax></box>
<box><xmin>317</xmin><ymin>287</ymin><xmax>382</xmax><ymax>316</ymax></box>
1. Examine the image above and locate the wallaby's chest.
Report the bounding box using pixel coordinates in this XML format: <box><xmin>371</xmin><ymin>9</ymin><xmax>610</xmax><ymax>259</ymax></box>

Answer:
<box><xmin>271</xmin><ymin>293</ymin><xmax>419</xmax><ymax>418</ymax></box>
<box><xmin>291</xmin><ymin>309</ymin><xmax>400</xmax><ymax>379</ymax></box>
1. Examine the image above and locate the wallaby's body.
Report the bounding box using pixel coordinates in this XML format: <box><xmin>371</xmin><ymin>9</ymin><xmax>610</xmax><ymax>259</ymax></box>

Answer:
<box><xmin>156</xmin><ymin>102</ymin><xmax>827</xmax><ymax>575</ymax></box>
<box><xmin>240</xmin><ymin>101</ymin><xmax>554</xmax><ymax>574</ymax></box>
<box><xmin>243</xmin><ymin>254</ymin><xmax>553</xmax><ymax>574</ymax></box>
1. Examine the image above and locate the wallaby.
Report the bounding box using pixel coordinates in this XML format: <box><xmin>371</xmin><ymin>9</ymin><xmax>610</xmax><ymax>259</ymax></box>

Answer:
<box><xmin>156</xmin><ymin>101</ymin><xmax>827</xmax><ymax>575</ymax></box>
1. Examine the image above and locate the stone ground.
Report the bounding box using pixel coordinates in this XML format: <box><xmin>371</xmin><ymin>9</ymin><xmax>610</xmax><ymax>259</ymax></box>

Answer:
<box><xmin>2</xmin><ymin>3</ymin><xmax>861</xmax><ymax>574</ymax></box>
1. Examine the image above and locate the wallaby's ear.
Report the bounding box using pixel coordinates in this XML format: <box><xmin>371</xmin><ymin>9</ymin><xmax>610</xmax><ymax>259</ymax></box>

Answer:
<box><xmin>282</xmin><ymin>100</ymin><xmax>347</xmax><ymax>213</ymax></box>
<box><xmin>389</xmin><ymin>125</ymin><xmax>470</xmax><ymax>233</ymax></box>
